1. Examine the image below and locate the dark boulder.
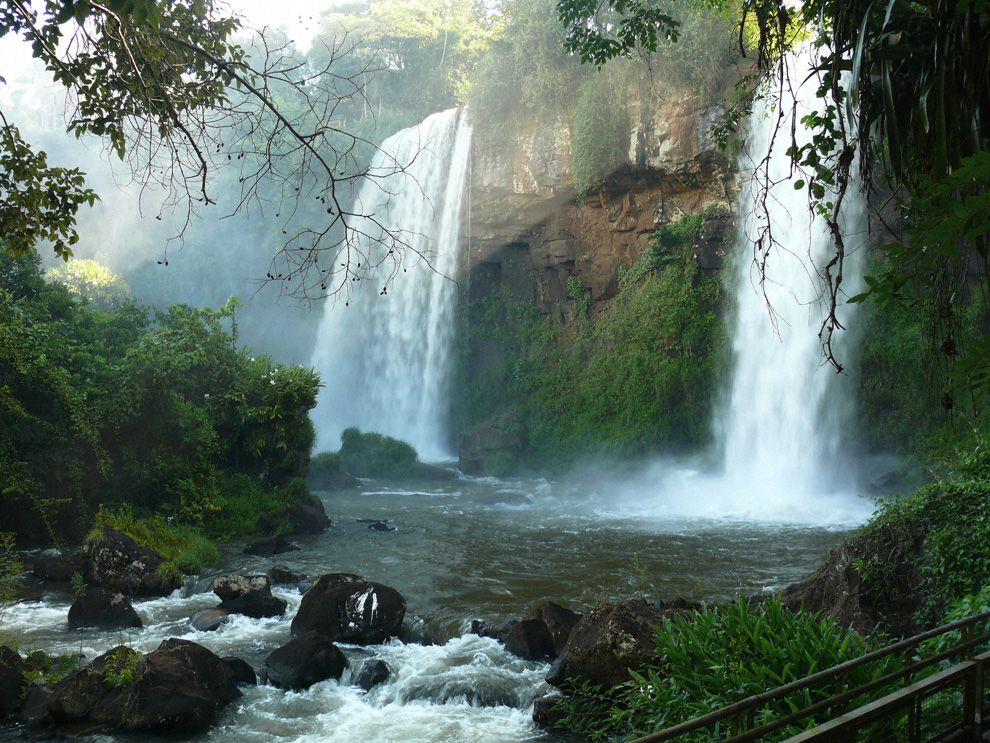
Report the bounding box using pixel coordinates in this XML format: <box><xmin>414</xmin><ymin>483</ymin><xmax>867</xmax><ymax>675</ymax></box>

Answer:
<box><xmin>33</xmin><ymin>554</ymin><xmax>86</xmax><ymax>582</ymax></box>
<box><xmin>190</xmin><ymin>608</ymin><xmax>230</xmax><ymax>632</ymax></box>
<box><xmin>212</xmin><ymin>574</ymin><xmax>287</xmax><ymax>619</ymax></box>
<box><xmin>86</xmin><ymin>528</ymin><xmax>179</xmax><ymax>596</ymax></box>
<box><xmin>67</xmin><ymin>587</ymin><xmax>142</xmax><ymax>631</ymax></box>
<box><xmin>470</xmin><ymin>619</ymin><xmax>508</xmax><ymax>643</ymax></box>
<box><xmin>263</xmin><ymin>632</ymin><xmax>348</xmax><ymax>691</ymax></box>
<box><xmin>291</xmin><ymin>573</ymin><xmax>406</xmax><ymax>644</ymax></box>
<box><xmin>355</xmin><ymin>659</ymin><xmax>391</xmax><ymax>691</ymax></box>
<box><xmin>222</xmin><ymin>657</ymin><xmax>257</xmax><ymax>686</ymax></box>
<box><xmin>21</xmin><ymin>685</ymin><xmax>53</xmax><ymax>724</ymax></box>
<box><xmin>532</xmin><ymin>693</ymin><xmax>568</xmax><ymax>730</ymax></box>
<box><xmin>504</xmin><ymin>619</ymin><xmax>555</xmax><ymax>661</ymax></box>
<box><xmin>779</xmin><ymin>522</ymin><xmax>923</xmax><ymax>637</ymax></box>
<box><xmin>268</xmin><ymin>565</ymin><xmax>307</xmax><ymax>585</ymax></box>
<box><xmin>287</xmin><ymin>498</ymin><xmax>332</xmax><ymax>535</ymax></box>
<box><xmin>47</xmin><ymin>639</ymin><xmax>240</xmax><ymax>733</ymax></box>
<box><xmin>0</xmin><ymin>647</ymin><xmax>26</xmax><ymax>718</ymax></box>
<box><xmin>245</xmin><ymin>535</ymin><xmax>300</xmax><ymax>557</ymax></box>
<box><xmin>366</xmin><ymin>520</ymin><xmax>395</xmax><ymax>532</ymax></box>
<box><xmin>547</xmin><ymin>599</ymin><xmax>685</xmax><ymax>689</ymax></box>
<box><xmin>528</xmin><ymin>602</ymin><xmax>582</xmax><ymax>657</ymax></box>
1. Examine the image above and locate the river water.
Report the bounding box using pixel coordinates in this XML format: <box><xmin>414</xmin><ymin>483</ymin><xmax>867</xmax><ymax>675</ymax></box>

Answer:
<box><xmin>3</xmin><ymin>474</ymin><xmax>865</xmax><ymax>742</ymax></box>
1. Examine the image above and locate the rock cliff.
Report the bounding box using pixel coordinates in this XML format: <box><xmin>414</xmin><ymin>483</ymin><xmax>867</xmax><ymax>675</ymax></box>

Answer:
<box><xmin>466</xmin><ymin>89</ymin><xmax>739</xmax><ymax>317</ymax></box>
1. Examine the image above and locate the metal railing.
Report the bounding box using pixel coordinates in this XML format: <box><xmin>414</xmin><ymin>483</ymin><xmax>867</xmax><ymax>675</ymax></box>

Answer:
<box><xmin>630</xmin><ymin>610</ymin><xmax>990</xmax><ymax>743</ymax></box>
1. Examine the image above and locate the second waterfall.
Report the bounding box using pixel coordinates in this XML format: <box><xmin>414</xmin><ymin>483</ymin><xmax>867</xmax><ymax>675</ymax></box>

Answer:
<box><xmin>310</xmin><ymin>108</ymin><xmax>471</xmax><ymax>461</ymax></box>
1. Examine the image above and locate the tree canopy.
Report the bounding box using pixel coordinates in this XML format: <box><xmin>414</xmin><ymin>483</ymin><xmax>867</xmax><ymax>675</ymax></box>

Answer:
<box><xmin>0</xmin><ymin>0</ymin><xmax>433</xmax><ymax>297</ymax></box>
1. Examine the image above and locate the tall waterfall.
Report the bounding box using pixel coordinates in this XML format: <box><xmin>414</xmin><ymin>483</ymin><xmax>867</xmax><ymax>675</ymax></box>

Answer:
<box><xmin>309</xmin><ymin>108</ymin><xmax>471</xmax><ymax>461</ymax></box>
<box><xmin>609</xmin><ymin>49</ymin><xmax>873</xmax><ymax>525</ymax></box>
<box><xmin>715</xmin><ymin>48</ymin><xmax>868</xmax><ymax>518</ymax></box>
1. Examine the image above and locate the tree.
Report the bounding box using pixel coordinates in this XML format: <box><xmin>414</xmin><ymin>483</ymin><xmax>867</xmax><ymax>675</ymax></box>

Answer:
<box><xmin>557</xmin><ymin>0</ymin><xmax>990</xmax><ymax>393</ymax></box>
<box><xmin>0</xmin><ymin>0</ymin><xmax>427</xmax><ymax>298</ymax></box>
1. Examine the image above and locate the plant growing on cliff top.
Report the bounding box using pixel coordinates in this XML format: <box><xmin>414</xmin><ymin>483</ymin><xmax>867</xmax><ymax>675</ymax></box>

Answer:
<box><xmin>553</xmin><ymin>598</ymin><xmax>898</xmax><ymax>741</ymax></box>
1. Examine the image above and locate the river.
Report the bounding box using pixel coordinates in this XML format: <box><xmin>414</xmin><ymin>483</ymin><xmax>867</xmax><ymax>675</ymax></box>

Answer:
<box><xmin>1</xmin><ymin>473</ymin><xmax>865</xmax><ymax>742</ymax></box>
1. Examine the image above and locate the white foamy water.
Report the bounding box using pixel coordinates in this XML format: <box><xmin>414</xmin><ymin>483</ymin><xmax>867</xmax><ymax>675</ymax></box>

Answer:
<box><xmin>309</xmin><ymin>108</ymin><xmax>472</xmax><ymax>461</ymax></box>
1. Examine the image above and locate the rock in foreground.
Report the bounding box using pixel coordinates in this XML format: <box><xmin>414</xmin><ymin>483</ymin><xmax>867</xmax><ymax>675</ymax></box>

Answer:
<box><xmin>547</xmin><ymin>599</ymin><xmax>689</xmax><ymax>689</ymax></box>
<box><xmin>213</xmin><ymin>574</ymin><xmax>287</xmax><ymax>618</ymax></box>
<box><xmin>45</xmin><ymin>639</ymin><xmax>240</xmax><ymax>733</ymax></box>
<box><xmin>291</xmin><ymin>573</ymin><xmax>406</xmax><ymax>644</ymax></box>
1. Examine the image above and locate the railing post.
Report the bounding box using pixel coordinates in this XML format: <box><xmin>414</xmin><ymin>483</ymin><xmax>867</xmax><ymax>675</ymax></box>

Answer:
<box><xmin>970</xmin><ymin>655</ymin><xmax>984</xmax><ymax>741</ymax></box>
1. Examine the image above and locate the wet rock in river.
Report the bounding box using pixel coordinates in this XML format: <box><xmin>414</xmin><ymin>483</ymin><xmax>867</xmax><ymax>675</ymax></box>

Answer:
<box><xmin>212</xmin><ymin>574</ymin><xmax>286</xmax><ymax>619</ymax></box>
<box><xmin>245</xmin><ymin>535</ymin><xmax>300</xmax><ymax>557</ymax></box>
<box><xmin>503</xmin><ymin>618</ymin><xmax>555</xmax><ymax>661</ymax></box>
<box><xmin>291</xmin><ymin>573</ymin><xmax>406</xmax><ymax>644</ymax></box>
<box><xmin>355</xmin><ymin>659</ymin><xmax>391</xmax><ymax>691</ymax></box>
<box><xmin>67</xmin><ymin>587</ymin><xmax>142</xmax><ymax>630</ymax></box>
<box><xmin>86</xmin><ymin>528</ymin><xmax>179</xmax><ymax>596</ymax></box>
<box><xmin>268</xmin><ymin>565</ymin><xmax>307</xmax><ymax>585</ymax></box>
<box><xmin>527</xmin><ymin>601</ymin><xmax>582</xmax><ymax>657</ymax></box>
<box><xmin>222</xmin><ymin>656</ymin><xmax>257</xmax><ymax>686</ymax></box>
<box><xmin>189</xmin><ymin>608</ymin><xmax>230</xmax><ymax>632</ymax></box>
<box><xmin>263</xmin><ymin>631</ymin><xmax>348</xmax><ymax>691</ymax></box>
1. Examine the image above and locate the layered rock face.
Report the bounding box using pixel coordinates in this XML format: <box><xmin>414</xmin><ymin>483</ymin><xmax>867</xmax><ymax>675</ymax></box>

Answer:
<box><xmin>467</xmin><ymin>90</ymin><xmax>737</xmax><ymax>319</ymax></box>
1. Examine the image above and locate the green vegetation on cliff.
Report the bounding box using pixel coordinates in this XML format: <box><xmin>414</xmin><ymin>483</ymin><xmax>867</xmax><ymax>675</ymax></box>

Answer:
<box><xmin>454</xmin><ymin>215</ymin><xmax>725</xmax><ymax>472</ymax></box>
<box><xmin>0</xmin><ymin>249</ymin><xmax>320</xmax><ymax>548</ymax></box>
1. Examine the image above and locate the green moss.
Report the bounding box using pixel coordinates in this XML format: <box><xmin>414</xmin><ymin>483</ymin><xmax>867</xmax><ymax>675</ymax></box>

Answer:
<box><xmin>452</xmin><ymin>214</ymin><xmax>723</xmax><ymax>471</ymax></box>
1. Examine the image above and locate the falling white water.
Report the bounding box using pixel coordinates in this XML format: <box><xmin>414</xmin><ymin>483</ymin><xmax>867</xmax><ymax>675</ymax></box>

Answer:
<box><xmin>310</xmin><ymin>109</ymin><xmax>471</xmax><ymax>461</ymax></box>
<box><xmin>601</xmin><ymin>49</ymin><xmax>874</xmax><ymax>527</ymax></box>
<box><xmin>715</xmin><ymin>47</ymin><xmax>869</xmax><ymax>519</ymax></box>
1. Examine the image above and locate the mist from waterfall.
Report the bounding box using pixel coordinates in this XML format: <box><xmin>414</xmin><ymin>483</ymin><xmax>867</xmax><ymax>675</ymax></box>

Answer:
<box><xmin>309</xmin><ymin>108</ymin><xmax>472</xmax><ymax>461</ymax></box>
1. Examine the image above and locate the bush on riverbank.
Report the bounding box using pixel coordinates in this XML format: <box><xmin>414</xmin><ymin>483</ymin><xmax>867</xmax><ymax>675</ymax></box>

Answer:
<box><xmin>553</xmin><ymin>598</ymin><xmax>895</xmax><ymax>740</ymax></box>
<box><xmin>338</xmin><ymin>428</ymin><xmax>419</xmax><ymax>478</ymax></box>
<box><xmin>851</xmin><ymin>439</ymin><xmax>990</xmax><ymax>631</ymax></box>
<box><xmin>0</xmin><ymin>249</ymin><xmax>320</xmax><ymax>550</ymax></box>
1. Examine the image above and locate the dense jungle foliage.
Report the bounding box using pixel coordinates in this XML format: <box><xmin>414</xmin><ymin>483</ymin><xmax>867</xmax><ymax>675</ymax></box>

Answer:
<box><xmin>452</xmin><ymin>214</ymin><xmax>726</xmax><ymax>472</ymax></box>
<box><xmin>0</xmin><ymin>248</ymin><xmax>320</xmax><ymax>549</ymax></box>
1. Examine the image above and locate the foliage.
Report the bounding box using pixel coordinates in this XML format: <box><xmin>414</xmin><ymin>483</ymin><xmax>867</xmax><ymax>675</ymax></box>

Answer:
<box><xmin>571</xmin><ymin>75</ymin><xmax>631</xmax><ymax>196</ymax></box>
<box><xmin>46</xmin><ymin>259</ymin><xmax>131</xmax><ymax>311</ymax></box>
<box><xmin>554</xmin><ymin>598</ymin><xmax>897</xmax><ymax>740</ymax></box>
<box><xmin>338</xmin><ymin>427</ymin><xmax>420</xmax><ymax>479</ymax></box>
<box><xmin>0</xmin><ymin>247</ymin><xmax>319</xmax><ymax>547</ymax></box>
<box><xmin>920</xmin><ymin>583</ymin><xmax>990</xmax><ymax>660</ymax></box>
<box><xmin>91</xmin><ymin>505</ymin><xmax>219</xmax><ymax>576</ymax></box>
<box><xmin>854</xmin><ymin>440</ymin><xmax>990</xmax><ymax>629</ymax></box>
<box><xmin>307</xmin><ymin>452</ymin><xmax>344</xmax><ymax>490</ymax></box>
<box><xmin>101</xmin><ymin>646</ymin><xmax>142</xmax><ymax>689</ymax></box>
<box><xmin>452</xmin><ymin>214</ymin><xmax>723</xmax><ymax>470</ymax></box>
<box><xmin>0</xmin><ymin>533</ymin><xmax>23</xmax><ymax>623</ymax></box>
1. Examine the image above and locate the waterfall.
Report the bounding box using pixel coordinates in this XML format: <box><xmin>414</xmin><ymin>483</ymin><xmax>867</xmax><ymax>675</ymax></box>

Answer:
<box><xmin>309</xmin><ymin>108</ymin><xmax>471</xmax><ymax>461</ymax></box>
<box><xmin>609</xmin><ymin>49</ymin><xmax>873</xmax><ymax>526</ymax></box>
<box><xmin>714</xmin><ymin>47</ymin><xmax>868</xmax><ymax>519</ymax></box>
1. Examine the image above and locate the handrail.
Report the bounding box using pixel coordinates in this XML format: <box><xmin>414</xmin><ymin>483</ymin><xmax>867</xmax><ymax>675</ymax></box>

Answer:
<box><xmin>630</xmin><ymin>609</ymin><xmax>990</xmax><ymax>743</ymax></box>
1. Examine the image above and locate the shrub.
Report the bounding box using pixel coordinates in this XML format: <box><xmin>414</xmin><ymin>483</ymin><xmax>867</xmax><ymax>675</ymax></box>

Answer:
<box><xmin>554</xmin><ymin>598</ymin><xmax>898</xmax><ymax>741</ymax></box>
<box><xmin>307</xmin><ymin>451</ymin><xmax>343</xmax><ymax>490</ymax></box>
<box><xmin>338</xmin><ymin>428</ymin><xmax>420</xmax><ymax>478</ymax></box>
<box><xmin>855</xmin><ymin>439</ymin><xmax>990</xmax><ymax>629</ymax></box>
